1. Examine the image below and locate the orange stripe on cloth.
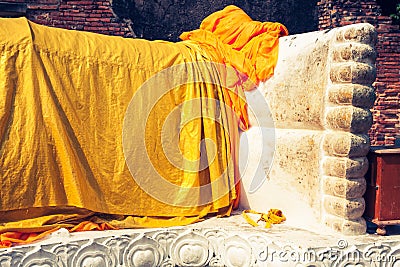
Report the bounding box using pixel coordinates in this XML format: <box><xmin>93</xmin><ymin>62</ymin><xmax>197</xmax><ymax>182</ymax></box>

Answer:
<box><xmin>0</xmin><ymin>228</ymin><xmax>59</xmax><ymax>248</ymax></box>
<box><xmin>69</xmin><ymin>221</ymin><xmax>117</xmax><ymax>232</ymax></box>
<box><xmin>0</xmin><ymin>221</ymin><xmax>117</xmax><ymax>248</ymax></box>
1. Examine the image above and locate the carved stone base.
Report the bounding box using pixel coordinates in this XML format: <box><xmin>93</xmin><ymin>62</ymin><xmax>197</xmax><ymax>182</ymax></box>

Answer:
<box><xmin>1</xmin><ymin>214</ymin><xmax>400</xmax><ymax>266</ymax></box>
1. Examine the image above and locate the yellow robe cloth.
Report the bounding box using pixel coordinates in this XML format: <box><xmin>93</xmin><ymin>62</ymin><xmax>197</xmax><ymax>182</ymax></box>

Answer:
<box><xmin>0</xmin><ymin>5</ymin><xmax>287</xmax><ymax>243</ymax></box>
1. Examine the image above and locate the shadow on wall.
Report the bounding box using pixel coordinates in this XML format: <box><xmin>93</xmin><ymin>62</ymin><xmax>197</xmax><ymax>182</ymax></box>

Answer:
<box><xmin>111</xmin><ymin>0</ymin><xmax>319</xmax><ymax>41</ymax></box>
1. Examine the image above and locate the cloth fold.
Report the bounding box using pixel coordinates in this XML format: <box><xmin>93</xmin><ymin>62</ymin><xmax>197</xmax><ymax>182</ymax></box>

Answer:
<box><xmin>180</xmin><ymin>5</ymin><xmax>288</xmax><ymax>84</ymax></box>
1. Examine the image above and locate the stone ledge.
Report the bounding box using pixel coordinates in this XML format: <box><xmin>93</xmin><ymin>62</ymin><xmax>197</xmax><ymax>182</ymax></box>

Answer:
<box><xmin>1</xmin><ymin>214</ymin><xmax>399</xmax><ymax>266</ymax></box>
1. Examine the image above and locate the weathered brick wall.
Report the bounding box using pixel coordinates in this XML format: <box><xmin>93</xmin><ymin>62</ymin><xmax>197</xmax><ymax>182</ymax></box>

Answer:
<box><xmin>317</xmin><ymin>0</ymin><xmax>400</xmax><ymax>146</ymax></box>
<box><xmin>3</xmin><ymin>0</ymin><xmax>134</xmax><ymax>37</ymax></box>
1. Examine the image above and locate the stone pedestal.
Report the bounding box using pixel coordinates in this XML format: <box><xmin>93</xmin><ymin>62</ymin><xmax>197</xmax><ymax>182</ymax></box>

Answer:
<box><xmin>1</xmin><ymin>215</ymin><xmax>399</xmax><ymax>266</ymax></box>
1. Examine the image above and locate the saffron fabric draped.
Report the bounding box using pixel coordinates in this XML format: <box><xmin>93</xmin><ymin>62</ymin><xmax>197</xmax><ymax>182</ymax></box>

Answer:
<box><xmin>0</xmin><ymin>5</ymin><xmax>287</xmax><ymax>246</ymax></box>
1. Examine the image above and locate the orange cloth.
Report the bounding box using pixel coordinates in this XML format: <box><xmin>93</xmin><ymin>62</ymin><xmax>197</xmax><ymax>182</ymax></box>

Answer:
<box><xmin>181</xmin><ymin>5</ymin><xmax>287</xmax><ymax>209</ymax></box>
<box><xmin>0</xmin><ymin>5</ymin><xmax>286</xmax><ymax>247</ymax></box>
<box><xmin>0</xmin><ymin>222</ymin><xmax>116</xmax><ymax>248</ymax></box>
<box><xmin>180</xmin><ymin>5</ymin><xmax>288</xmax><ymax>84</ymax></box>
<box><xmin>69</xmin><ymin>221</ymin><xmax>117</xmax><ymax>232</ymax></box>
<box><xmin>0</xmin><ymin>228</ymin><xmax>59</xmax><ymax>248</ymax></box>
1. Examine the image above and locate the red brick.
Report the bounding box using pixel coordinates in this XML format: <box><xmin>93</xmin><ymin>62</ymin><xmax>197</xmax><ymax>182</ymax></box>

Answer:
<box><xmin>83</xmin><ymin>26</ymin><xmax>98</xmax><ymax>30</ymax></box>
<box><xmin>87</xmin><ymin>22</ymin><xmax>103</xmax><ymax>27</ymax></box>
<box><xmin>63</xmin><ymin>12</ymin><xmax>86</xmax><ymax>17</ymax></box>
<box><xmin>32</xmin><ymin>0</ymin><xmax>59</xmax><ymax>4</ymax></box>
<box><xmin>82</xmin><ymin>5</ymin><xmax>96</xmax><ymax>9</ymax></box>
<box><xmin>99</xmin><ymin>18</ymin><xmax>111</xmax><ymax>22</ymax></box>
<box><xmin>72</xmin><ymin>16</ymin><xmax>85</xmax><ymax>21</ymax></box>
<box><xmin>28</xmin><ymin>4</ymin><xmax>58</xmax><ymax>10</ymax></box>
<box><xmin>62</xmin><ymin>16</ymin><xmax>74</xmax><ymax>21</ymax></box>
<box><xmin>59</xmin><ymin>5</ymin><xmax>73</xmax><ymax>9</ymax></box>
<box><xmin>85</xmin><ymin>17</ymin><xmax>101</xmax><ymax>22</ymax></box>
<box><xmin>67</xmin><ymin>1</ymin><xmax>94</xmax><ymax>5</ymax></box>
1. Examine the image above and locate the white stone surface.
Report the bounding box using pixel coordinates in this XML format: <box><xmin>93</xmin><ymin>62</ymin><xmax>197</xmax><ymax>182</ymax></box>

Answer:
<box><xmin>1</xmin><ymin>214</ymin><xmax>399</xmax><ymax>266</ymax></box>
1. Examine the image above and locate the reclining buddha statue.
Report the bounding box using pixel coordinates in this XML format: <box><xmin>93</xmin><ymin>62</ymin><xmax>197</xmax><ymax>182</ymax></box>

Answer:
<box><xmin>0</xmin><ymin>5</ymin><xmax>288</xmax><ymax>246</ymax></box>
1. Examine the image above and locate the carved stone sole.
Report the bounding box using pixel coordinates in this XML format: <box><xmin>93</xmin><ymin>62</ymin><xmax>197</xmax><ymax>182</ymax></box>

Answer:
<box><xmin>246</xmin><ymin>23</ymin><xmax>377</xmax><ymax>235</ymax></box>
<box><xmin>320</xmin><ymin>23</ymin><xmax>377</xmax><ymax>235</ymax></box>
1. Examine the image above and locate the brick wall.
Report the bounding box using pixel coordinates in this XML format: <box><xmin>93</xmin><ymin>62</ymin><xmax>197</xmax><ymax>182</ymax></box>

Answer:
<box><xmin>3</xmin><ymin>0</ymin><xmax>134</xmax><ymax>37</ymax></box>
<box><xmin>317</xmin><ymin>0</ymin><xmax>400</xmax><ymax>146</ymax></box>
